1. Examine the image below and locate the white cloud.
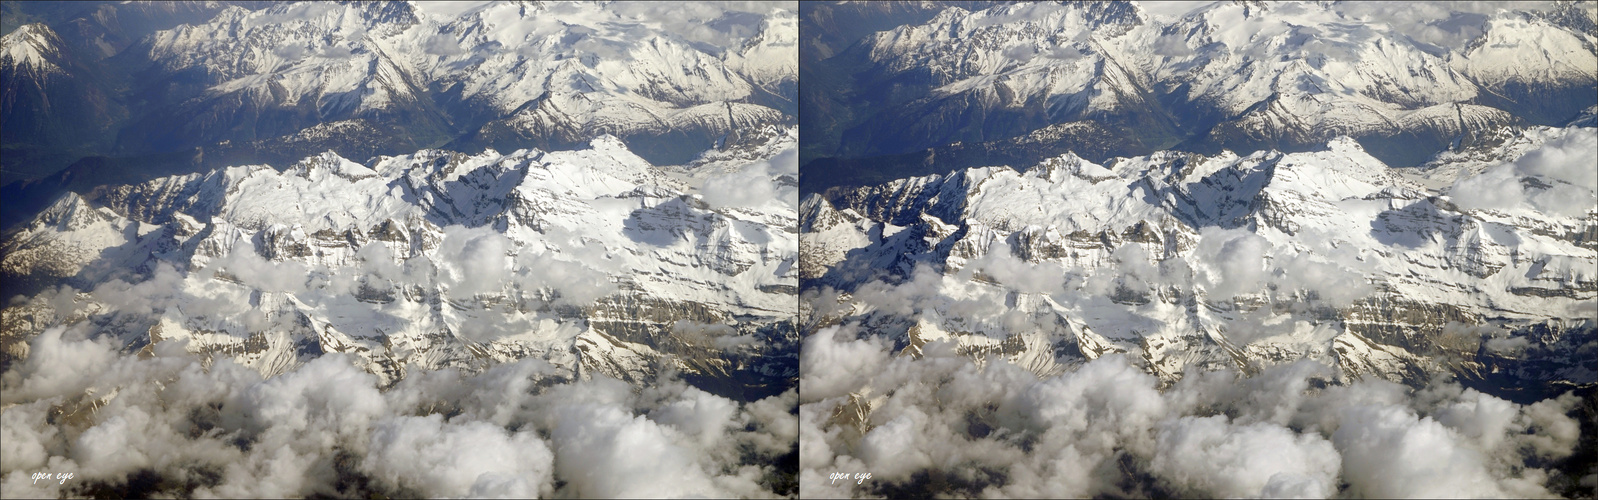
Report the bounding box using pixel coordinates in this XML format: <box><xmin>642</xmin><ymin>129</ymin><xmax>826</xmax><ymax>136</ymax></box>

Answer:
<box><xmin>547</xmin><ymin>402</ymin><xmax>728</xmax><ymax>497</ymax></box>
<box><xmin>700</xmin><ymin>146</ymin><xmax>799</xmax><ymax>210</ymax></box>
<box><xmin>1485</xmin><ymin>335</ymin><xmax>1531</xmax><ymax>354</ymax></box>
<box><xmin>364</xmin><ymin>415</ymin><xmax>553</xmax><ymax>498</ymax></box>
<box><xmin>795</xmin><ymin>323</ymin><xmax>1583</xmax><ymax>498</ymax></box>
<box><xmin>512</xmin><ymin>249</ymin><xmax>617</xmax><ymax>306</ymax></box>
<box><xmin>1332</xmin><ymin>404</ymin><xmax>1509</xmax><ymax>498</ymax></box>
<box><xmin>1194</xmin><ymin>227</ymin><xmax>1269</xmax><ymax>300</ymax></box>
<box><xmin>5</xmin><ymin>327</ymin><xmax>117</xmax><ymax>404</ymax></box>
<box><xmin>422</xmin><ymin>33</ymin><xmax>464</xmax><ymax>56</ymax></box>
<box><xmin>436</xmin><ymin>225</ymin><xmax>512</xmax><ymax>300</ymax></box>
<box><xmin>604</xmin><ymin>1</ymin><xmax>785</xmax><ymax>57</ymax></box>
<box><xmin>1153</xmin><ymin>415</ymin><xmax>1340</xmax><ymax>499</ymax></box>
<box><xmin>649</xmin><ymin>386</ymin><xmax>741</xmax><ymax>450</ymax></box>
<box><xmin>1333</xmin><ymin>1</ymin><xmax>1561</xmax><ymax>49</ymax></box>
<box><xmin>799</xmin><ymin>327</ymin><xmax>891</xmax><ymax>401</ymax></box>
<box><xmin>1135</xmin><ymin>1</ymin><xmax>1214</xmax><ymax>21</ymax></box>
<box><xmin>964</xmin><ymin>242</ymin><xmax>1071</xmax><ymax>294</ymax></box>
<box><xmin>1273</xmin><ymin>251</ymin><xmax>1373</xmax><ymax>307</ymax></box>
<box><xmin>0</xmin><ymin>333</ymin><xmax>797</xmax><ymax>498</ymax></box>
<box><xmin>1450</xmin><ymin>128</ymin><xmax>1598</xmax><ymax>218</ymax></box>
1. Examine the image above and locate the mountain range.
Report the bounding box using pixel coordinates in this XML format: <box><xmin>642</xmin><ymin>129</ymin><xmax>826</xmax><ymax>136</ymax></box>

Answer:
<box><xmin>803</xmin><ymin>119</ymin><xmax>1595</xmax><ymax>404</ymax></box>
<box><xmin>3</xmin><ymin>0</ymin><xmax>795</xmax><ymax>227</ymax></box>
<box><xmin>800</xmin><ymin>0</ymin><xmax>1598</xmax><ymax>194</ymax></box>
<box><xmin>2</xmin><ymin>122</ymin><xmax>801</xmax><ymax>401</ymax></box>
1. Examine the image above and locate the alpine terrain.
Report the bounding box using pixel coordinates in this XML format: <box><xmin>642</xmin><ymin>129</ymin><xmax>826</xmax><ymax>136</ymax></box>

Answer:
<box><xmin>2</xmin><ymin>0</ymin><xmax>796</xmax><ymax>227</ymax></box>
<box><xmin>1</xmin><ymin>2</ymin><xmax>800</xmax><ymax>498</ymax></box>
<box><xmin>798</xmin><ymin>1</ymin><xmax>1597</xmax><ymax>498</ymax></box>
<box><xmin>801</xmin><ymin>0</ymin><xmax>1598</xmax><ymax>193</ymax></box>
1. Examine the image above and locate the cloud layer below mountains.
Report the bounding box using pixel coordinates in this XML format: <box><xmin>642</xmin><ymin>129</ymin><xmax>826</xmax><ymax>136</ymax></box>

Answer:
<box><xmin>798</xmin><ymin>324</ymin><xmax>1587</xmax><ymax>498</ymax></box>
<box><xmin>0</xmin><ymin>326</ymin><xmax>797</xmax><ymax>498</ymax></box>
<box><xmin>1451</xmin><ymin>128</ymin><xmax>1598</xmax><ymax>218</ymax></box>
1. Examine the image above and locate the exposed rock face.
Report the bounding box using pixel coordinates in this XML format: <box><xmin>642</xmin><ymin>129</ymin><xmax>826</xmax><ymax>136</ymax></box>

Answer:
<box><xmin>800</xmin><ymin>1</ymin><xmax>1598</xmax><ymax>194</ymax></box>
<box><xmin>115</xmin><ymin>2</ymin><xmax>792</xmax><ymax>167</ymax></box>
<box><xmin>801</xmin><ymin>126</ymin><xmax>1596</xmax><ymax>397</ymax></box>
<box><xmin>1</xmin><ymin>129</ymin><xmax>800</xmax><ymax>401</ymax></box>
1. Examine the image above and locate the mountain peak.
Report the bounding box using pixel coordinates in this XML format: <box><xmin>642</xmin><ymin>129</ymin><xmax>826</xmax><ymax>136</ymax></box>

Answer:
<box><xmin>288</xmin><ymin>150</ymin><xmax>377</xmax><ymax>181</ymax></box>
<box><xmin>1032</xmin><ymin>151</ymin><xmax>1118</xmax><ymax>184</ymax></box>
<box><xmin>1</xmin><ymin>23</ymin><xmax>64</xmax><ymax>75</ymax></box>
<box><xmin>1325</xmin><ymin>135</ymin><xmax>1365</xmax><ymax>153</ymax></box>
<box><xmin>34</xmin><ymin>191</ymin><xmax>112</xmax><ymax>232</ymax></box>
<box><xmin>589</xmin><ymin>134</ymin><xmax>629</xmax><ymax>151</ymax></box>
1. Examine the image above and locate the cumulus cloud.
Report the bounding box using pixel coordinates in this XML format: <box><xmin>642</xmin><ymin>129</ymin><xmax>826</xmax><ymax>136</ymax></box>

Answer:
<box><xmin>701</xmin><ymin>164</ymin><xmax>778</xmax><ymax>208</ymax></box>
<box><xmin>210</xmin><ymin>247</ymin><xmax>311</xmax><ymax>294</ymax></box>
<box><xmin>3</xmin><ymin>327</ymin><xmax>118</xmax><ymax>404</ymax></box>
<box><xmin>836</xmin><ymin>266</ymin><xmax>914</xmax><ymax>312</ymax></box>
<box><xmin>799</xmin><ymin>327</ymin><xmax>892</xmax><ymax>402</ymax></box>
<box><xmin>1137</xmin><ymin>1</ymin><xmax>1213</xmax><ymax>21</ymax></box>
<box><xmin>1154</xmin><ymin>226</ymin><xmax>1371</xmax><ymax>307</ymax></box>
<box><xmin>81</xmin><ymin>262</ymin><xmax>189</xmax><ymax>318</ymax></box>
<box><xmin>272</xmin><ymin>44</ymin><xmax>307</xmax><ymax>60</ymax></box>
<box><xmin>1002</xmin><ymin>44</ymin><xmax>1040</xmax><ymax>63</ymax></box>
<box><xmin>1333</xmin><ymin>1</ymin><xmax>1562</xmax><ymax>50</ymax></box>
<box><xmin>1450</xmin><ymin>162</ymin><xmax>1525</xmax><ymax>212</ymax></box>
<box><xmin>1272</xmin><ymin>249</ymin><xmax>1374</xmax><ymax>307</ymax></box>
<box><xmin>1153</xmin><ymin>415</ymin><xmax>1340</xmax><ymax>499</ymax></box>
<box><xmin>700</xmin><ymin>147</ymin><xmax>799</xmax><ymax>210</ymax></box>
<box><xmin>549</xmin><ymin>402</ymin><xmax>731</xmax><ymax>497</ymax></box>
<box><xmin>604</xmin><ymin>1</ymin><xmax>786</xmax><ymax>56</ymax></box>
<box><xmin>796</xmin><ymin>324</ymin><xmax>1584</xmax><ymax>498</ymax></box>
<box><xmin>962</xmin><ymin>242</ymin><xmax>1072</xmax><ymax>294</ymax></box>
<box><xmin>420</xmin><ymin>224</ymin><xmax>620</xmax><ymax>305</ymax></box>
<box><xmin>672</xmin><ymin>320</ymin><xmax>760</xmax><ymax>353</ymax></box>
<box><xmin>436</xmin><ymin>225</ymin><xmax>512</xmax><ymax>299</ymax></box>
<box><xmin>364</xmin><ymin>415</ymin><xmax>553</xmax><ymax>498</ymax></box>
<box><xmin>0</xmin><ymin>328</ymin><xmax>798</xmax><ymax>498</ymax></box>
<box><xmin>512</xmin><ymin>249</ymin><xmax>617</xmax><ymax>306</ymax></box>
<box><xmin>318</xmin><ymin>45</ymin><xmax>355</xmax><ymax>59</ymax></box>
<box><xmin>1041</xmin><ymin>44</ymin><xmax>1085</xmax><ymax>61</ymax></box>
<box><xmin>1151</xmin><ymin>33</ymin><xmax>1195</xmax><ymax>57</ymax></box>
<box><xmin>1451</xmin><ymin>127</ymin><xmax>1598</xmax><ymax>218</ymax></box>
<box><xmin>422</xmin><ymin>33</ymin><xmax>464</xmax><ymax>57</ymax></box>
<box><xmin>1333</xmin><ymin>404</ymin><xmax>1507</xmax><ymax>498</ymax></box>
<box><xmin>1194</xmin><ymin>227</ymin><xmax>1270</xmax><ymax>300</ymax></box>
<box><xmin>1485</xmin><ymin>335</ymin><xmax>1531</xmax><ymax>354</ymax></box>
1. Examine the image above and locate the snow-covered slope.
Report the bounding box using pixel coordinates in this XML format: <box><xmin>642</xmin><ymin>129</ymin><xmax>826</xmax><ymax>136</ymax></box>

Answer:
<box><xmin>1</xmin><ymin>22</ymin><xmax>125</xmax><ymax>158</ymax></box>
<box><xmin>2</xmin><ymin>128</ymin><xmax>800</xmax><ymax>399</ymax></box>
<box><xmin>119</xmin><ymin>1</ymin><xmax>796</xmax><ymax>166</ymax></box>
<box><xmin>807</xmin><ymin>0</ymin><xmax>1598</xmax><ymax>176</ymax></box>
<box><xmin>802</xmin><ymin>125</ymin><xmax>1597</xmax><ymax>393</ymax></box>
<box><xmin>1</xmin><ymin>23</ymin><xmax>64</xmax><ymax>77</ymax></box>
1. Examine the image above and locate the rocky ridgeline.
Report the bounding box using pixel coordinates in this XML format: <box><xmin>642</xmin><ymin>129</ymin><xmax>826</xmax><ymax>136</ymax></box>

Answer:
<box><xmin>2</xmin><ymin>131</ymin><xmax>800</xmax><ymax>401</ymax></box>
<box><xmin>802</xmin><ymin>126</ymin><xmax>1596</xmax><ymax>399</ymax></box>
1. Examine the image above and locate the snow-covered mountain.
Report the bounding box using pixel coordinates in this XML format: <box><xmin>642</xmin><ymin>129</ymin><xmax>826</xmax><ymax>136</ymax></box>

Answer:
<box><xmin>794</xmin><ymin>3</ymin><xmax>1596</xmax><ymax>497</ymax></box>
<box><xmin>115</xmin><ymin>0</ymin><xmax>795</xmax><ymax>166</ymax></box>
<box><xmin>1</xmin><ymin>23</ymin><xmax>63</xmax><ymax>77</ymax></box>
<box><xmin>1</xmin><ymin>23</ymin><xmax>124</xmax><ymax>160</ymax></box>
<box><xmin>1</xmin><ymin>1</ymin><xmax>250</xmax><ymax>186</ymax></box>
<box><xmin>801</xmin><ymin>123</ymin><xmax>1596</xmax><ymax>396</ymax></box>
<box><xmin>2</xmin><ymin>5</ymin><xmax>802</xmax><ymax>496</ymax></box>
<box><xmin>1</xmin><ymin>0</ymin><xmax>795</xmax><ymax>200</ymax></box>
<box><xmin>2</xmin><ymin>126</ymin><xmax>800</xmax><ymax>400</ymax></box>
<box><xmin>802</xmin><ymin>0</ymin><xmax>1598</xmax><ymax>191</ymax></box>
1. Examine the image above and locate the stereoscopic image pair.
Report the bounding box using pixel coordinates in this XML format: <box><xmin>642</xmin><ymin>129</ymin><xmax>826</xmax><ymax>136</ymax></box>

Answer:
<box><xmin>1</xmin><ymin>1</ymin><xmax>1594</xmax><ymax>498</ymax></box>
